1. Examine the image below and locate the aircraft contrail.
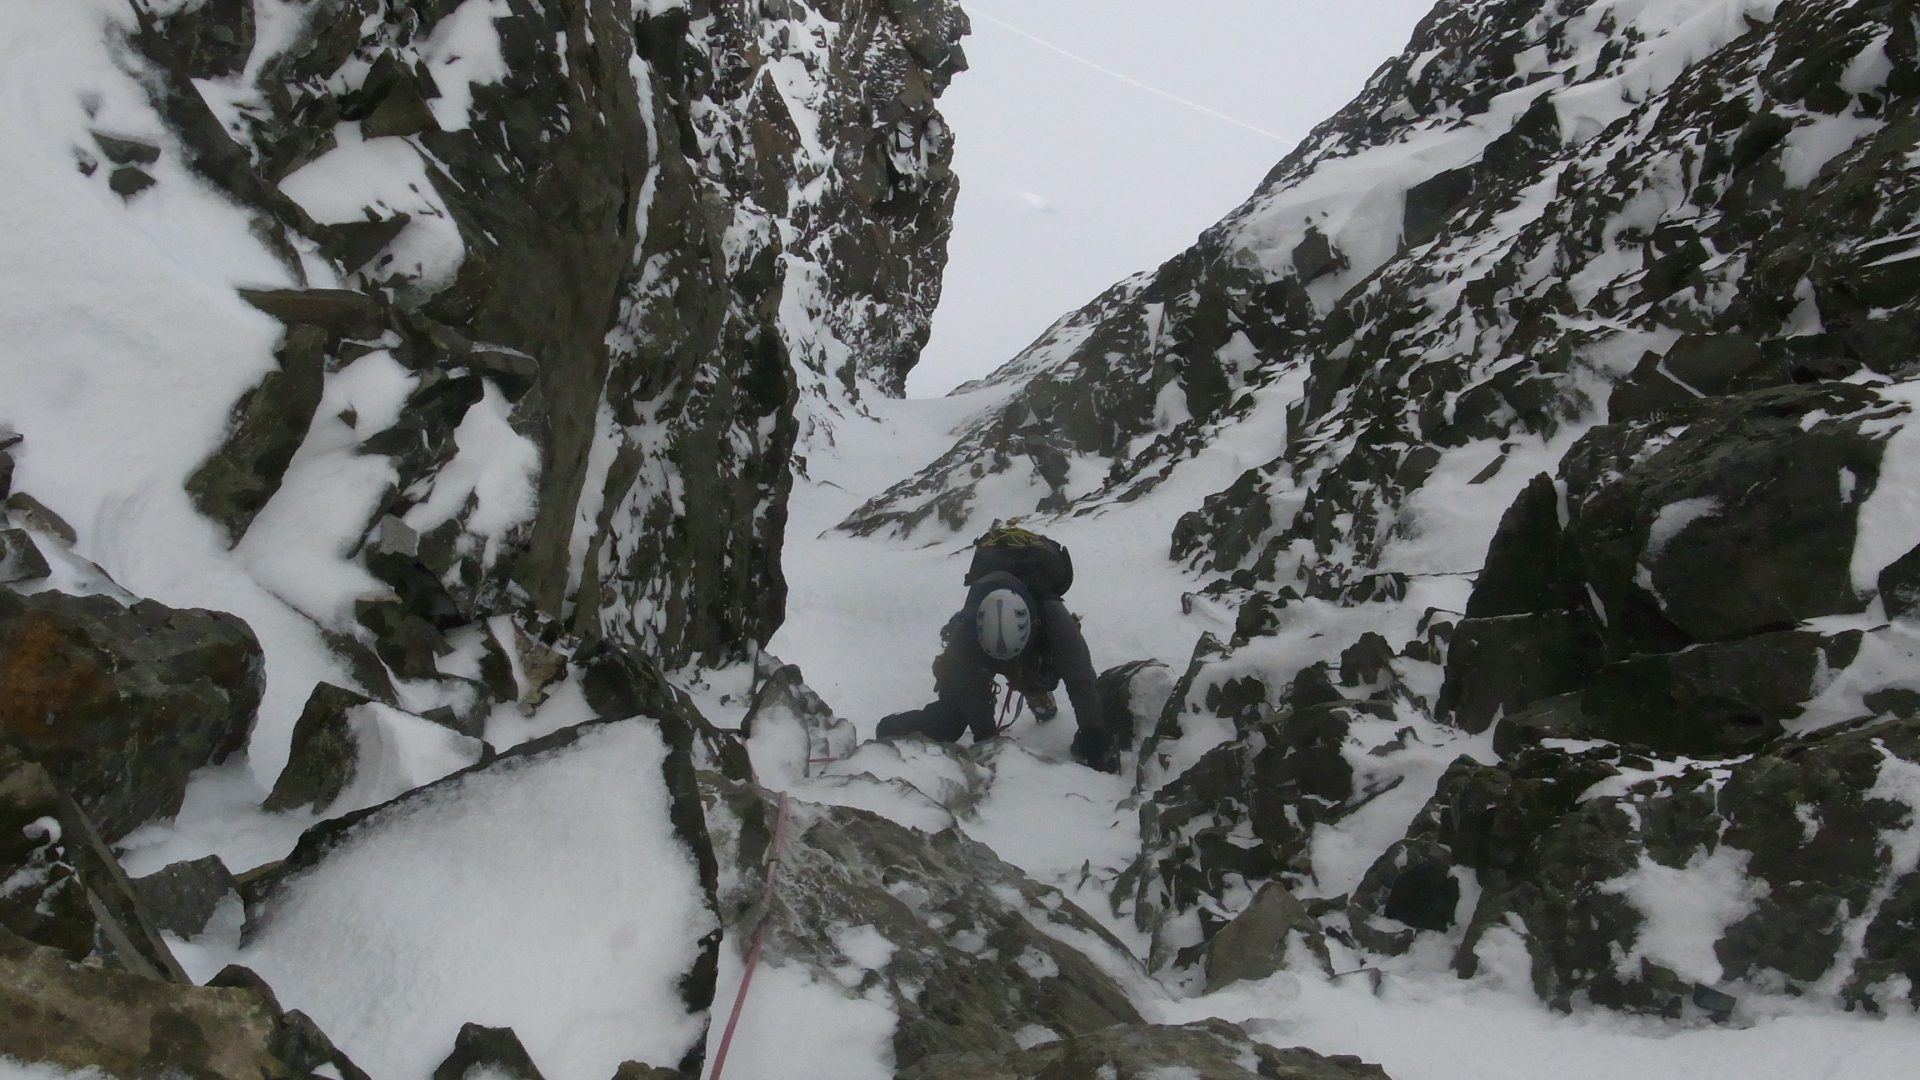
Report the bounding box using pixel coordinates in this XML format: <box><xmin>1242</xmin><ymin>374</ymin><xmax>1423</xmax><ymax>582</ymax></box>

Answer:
<box><xmin>967</xmin><ymin>7</ymin><xmax>1294</xmax><ymax>145</ymax></box>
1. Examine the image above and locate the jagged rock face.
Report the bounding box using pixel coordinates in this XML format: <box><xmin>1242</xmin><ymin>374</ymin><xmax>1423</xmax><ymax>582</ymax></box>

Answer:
<box><xmin>1354</xmin><ymin>714</ymin><xmax>1920</xmax><ymax>1014</ymax></box>
<box><xmin>703</xmin><ymin>779</ymin><xmax>1143</xmax><ymax>1071</ymax></box>
<box><xmin>134</xmin><ymin>0</ymin><xmax>962</xmax><ymax>693</ymax></box>
<box><xmin>0</xmin><ymin>589</ymin><xmax>263</xmax><ymax>838</ymax></box>
<box><xmin>1442</xmin><ymin>381</ymin><xmax>1906</xmax><ymax>755</ymax></box>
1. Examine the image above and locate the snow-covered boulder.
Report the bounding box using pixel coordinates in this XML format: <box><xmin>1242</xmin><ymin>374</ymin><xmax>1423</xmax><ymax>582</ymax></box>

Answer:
<box><xmin>264</xmin><ymin>682</ymin><xmax>487</xmax><ymax>816</ymax></box>
<box><xmin>239</xmin><ymin>717</ymin><xmax>719</xmax><ymax>1080</ymax></box>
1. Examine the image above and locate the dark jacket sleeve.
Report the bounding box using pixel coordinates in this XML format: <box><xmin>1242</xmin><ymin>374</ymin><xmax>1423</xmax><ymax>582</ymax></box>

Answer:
<box><xmin>933</xmin><ymin>610</ymin><xmax>1000</xmax><ymax>741</ymax></box>
<box><xmin>1040</xmin><ymin>599</ymin><xmax>1103</xmax><ymax>736</ymax></box>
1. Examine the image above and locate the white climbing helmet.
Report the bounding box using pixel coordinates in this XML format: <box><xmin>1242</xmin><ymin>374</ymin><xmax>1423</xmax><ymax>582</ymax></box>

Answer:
<box><xmin>974</xmin><ymin>587</ymin><xmax>1033</xmax><ymax>660</ymax></box>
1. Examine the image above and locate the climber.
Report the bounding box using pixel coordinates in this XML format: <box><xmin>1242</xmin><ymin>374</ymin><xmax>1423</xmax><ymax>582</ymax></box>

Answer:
<box><xmin>875</xmin><ymin>523</ymin><xmax>1121</xmax><ymax>772</ymax></box>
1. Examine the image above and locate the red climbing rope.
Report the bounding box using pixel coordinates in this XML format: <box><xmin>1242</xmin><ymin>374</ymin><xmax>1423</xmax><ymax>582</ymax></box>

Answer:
<box><xmin>708</xmin><ymin>790</ymin><xmax>790</xmax><ymax>1080</ymax></box>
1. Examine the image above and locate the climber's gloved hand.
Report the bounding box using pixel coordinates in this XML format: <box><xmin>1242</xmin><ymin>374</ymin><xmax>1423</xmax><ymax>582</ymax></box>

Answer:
<box><xmin>1070</xmin><ymin>729</ymin><xmax>1120</xmax><ymax>774</ymax></box>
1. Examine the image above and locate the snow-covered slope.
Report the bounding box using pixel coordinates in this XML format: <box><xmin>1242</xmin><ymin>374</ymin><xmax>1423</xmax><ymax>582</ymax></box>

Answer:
<box><xmin>8</xmin><ymin>0</ymin><xmax>1920</xmax><ymax>1078</ymax></box>
<box><xmin>805</xmin><ymin>0</ymin><xmax>1920</xmax><ymax>1061</ymax></box>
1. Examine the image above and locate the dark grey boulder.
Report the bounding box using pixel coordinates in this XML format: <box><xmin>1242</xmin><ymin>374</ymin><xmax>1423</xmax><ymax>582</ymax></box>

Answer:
<box><xmin>1576</xmin><ymin>627</ymin><xmax>1863</xmax><ymax>755</ymax></box>
<box><xmin>0</xmin><ymin>589</ymin><xmax>263</xmax><ymax>838</ymax></box>
<box><xmin>1204</xmin><ymin>881</ymin><xmax>1332</xmax><ymax>989</ymax></box>
<box><xmin>313</xmin><ymin>212</ymin><xmax>412</xmax><ymax>276</ymax></box>
<box><xmin>1558</xmin><ymin>383</ymin><xmax>1888</xmax><ymax>653</ymax></box>
<box><xmin>238</xmin><ymin>288</ymin><xmax>385</xmax><ymax>338</ymax></box>
<box><xmin>263</xmin><ymin>683</ymin><xmax>373</xmax><ymax>813</ymax></box>
<box><xmin>137</xmin><ymin>0</ymin><xmax>254</xmax><ymax>79</ymax></box>
<box><xmin>433</xmin><ymin>1023</ymin><xmax>545</xmax><ymax>1080</ymax></box>
<box><xmin>6</xmin><ymin>490</ymin><xmax>76</xmax><ymax>544</ymax></box>
<box><xmin>354</xmin><ymin>596</ymin><xmax>451</xmax><ymax>682</ymax></box>
<box><xmin>0</xmin><ymin>527</ymin><xmax>50</xmax><ymax>585</ymax></box>
<box><xmin>1464</xmin><ymin>472</ymin><xmax>1579</xmax><ymax>620</ymax></box>
<box><xmin>356</xmin><ymin>53</ymin><xmax>441</xmax><ymax>140</ymax></box>
<box><xmin>1440</xmin><ymin>610</ymin><xmax>1601</xmax><ymax>735</ymax></box>
<box><xmin>131</xmin><ymin>855</ymin><xmax>239</xmax><ymax>940</ymax></box>
<box><xmin>92</xmin><ymin>132</ymin><xmax>162</xmax><ymax>166</ymax></box>
<box><xmin>1403</xmin><ymin>165</ymin><xmax>1474</xmax><ymax>246</ymax></box>
<box><xmin>897</xmin><ymin>1018</ymin><xmax>1393</xmax><ymax>1080</ymax></box>
<box><xmin>265</xmin><ymin>681</ymin><xmax>486</xmax><ymax>814</ymax></box>
<box><xmin>1348</xmin><ymin>838</ymin><xmax>1462</xmax><ymax>955</ymax></box>
<box><xmin>109</xmin><ymin>165</ymin><xmax>156</xmax><ymax>198</ymax></box>
<box><xmin>186</xmin><ymin>323</ymin><xmax>327</xmax><ymax>544</ymax></box>
<box><xmin>1095</xmin><ymin>658</ymin><xmax>1173</xmax><ymax>748</ymax></box>
<box><xmin>611</xmin><ymin>1063</ymin><xmax>682</xmax><ymax>1080</ymax></box>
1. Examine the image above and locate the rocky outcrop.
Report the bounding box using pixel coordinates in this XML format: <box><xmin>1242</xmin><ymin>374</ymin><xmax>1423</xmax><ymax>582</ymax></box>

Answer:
<box><xmin>0</xmin><ymin>744</ymin><xmax>185</xmax><ymax>982</ymax></box>
<box><xmin>1441</xmin><ymin>381</ymin><xmax>1904</xmax><ymax>755</ymax></box>
<box><xmin>897</xmin><ymin>1018</ymin><xmax>1393</xmax><ymax>1080</ymax></box>
<box><xmin>0</xmin><ymin>930</ymin><xmax>291</xmax><ymax>1080</ymax></box>
<box><xmin>705</xmin><ymin>779</ymin><xmax>1144</xmax><ymax>1071</ymax></box>
<box><xmin>132</xmin><ymin>856</ymin><xmax>242</xmax><ymax>942</ymax></box>
<box><xmin>0</xmin><ymin>751</ymin><xmax>366</xmax><ymax>1080</ymax></box>
<box><xmin>1349</xmin><ymin>712</ymin><xmax>1920</xmax><ymax>1014</ymax></box>
<box><xmin>0</xmin><ymin>589</ymin><xmax>263</xmax><ymax>838</ymax></box>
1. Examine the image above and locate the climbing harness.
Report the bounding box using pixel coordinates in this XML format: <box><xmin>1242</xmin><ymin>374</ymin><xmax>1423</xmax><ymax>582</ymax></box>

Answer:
<box><xmin>994</xmin><ymin>680</ymin><xmax>1027</xmax><ymax>735</ymax></box>
<box><xmin>709</xmin><ymin>790</ymin><xmax>791</xmax><ymax>1079</ymax></box>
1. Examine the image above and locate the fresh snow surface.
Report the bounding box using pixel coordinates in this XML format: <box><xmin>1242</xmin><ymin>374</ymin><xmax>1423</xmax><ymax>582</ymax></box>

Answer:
<box><xmin>238</xmin><ymin>721</ymin><xmax>713</xmax><ymax>1080</ymax></box>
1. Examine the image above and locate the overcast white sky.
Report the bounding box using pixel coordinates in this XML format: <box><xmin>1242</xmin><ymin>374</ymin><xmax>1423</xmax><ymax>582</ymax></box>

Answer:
<box><xmin>909</xmin><ymin>0</ymin><xmax>1438</xmax><ymax>396</ymax></box>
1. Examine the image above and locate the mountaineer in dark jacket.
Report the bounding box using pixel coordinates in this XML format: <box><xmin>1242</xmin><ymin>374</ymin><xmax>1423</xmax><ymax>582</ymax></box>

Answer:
<box><xmin>875</xmin><ymin>526</ymin><xmax>1119</xmax><ymax>772</ymax></box>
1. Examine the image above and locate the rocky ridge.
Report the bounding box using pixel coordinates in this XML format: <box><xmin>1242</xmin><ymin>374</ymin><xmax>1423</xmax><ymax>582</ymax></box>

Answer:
<box><xmin>844</xmin><ymin>0</ymin><xmax>1920</xmax><ymax>1019</ymax></box>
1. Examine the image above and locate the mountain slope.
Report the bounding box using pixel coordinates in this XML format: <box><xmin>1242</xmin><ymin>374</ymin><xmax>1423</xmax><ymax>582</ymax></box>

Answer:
<box><xmin>828</xmin><ymin>0</ymin><xmax>1920</xmax><ymax>1020</ymax></box>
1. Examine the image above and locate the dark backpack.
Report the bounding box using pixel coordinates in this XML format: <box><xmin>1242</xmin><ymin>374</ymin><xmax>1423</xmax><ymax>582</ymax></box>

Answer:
<box><xmin>964</xmin><ymin>524</ymin><xmax>1073</xmax><ymax>599</ymax></box>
